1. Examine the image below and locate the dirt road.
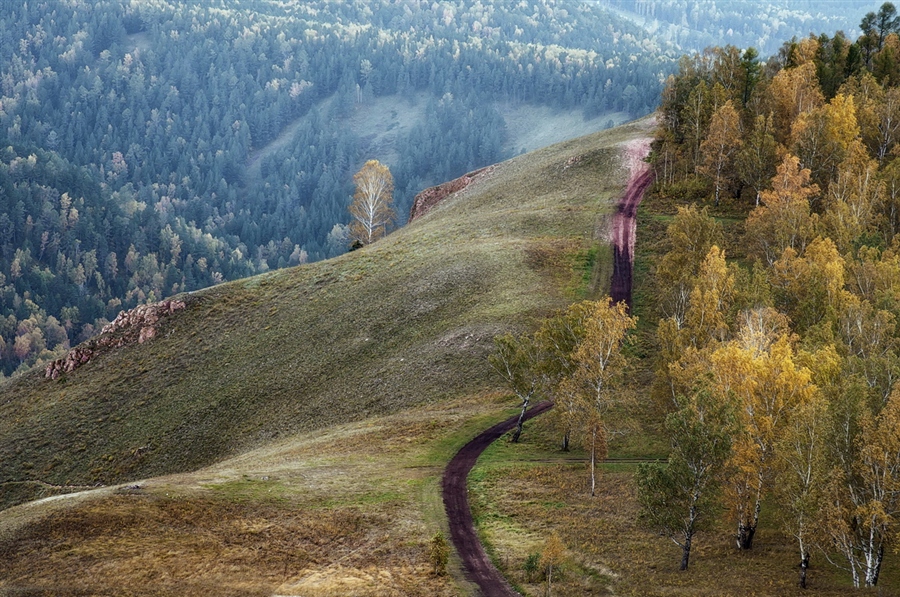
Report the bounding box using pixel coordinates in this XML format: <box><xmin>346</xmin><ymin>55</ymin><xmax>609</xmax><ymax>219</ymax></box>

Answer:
<box><xmin>441</xmin><ymin>138</ymin><xmax>653</xmax><ymax>595</ymax></box>
<box><xmin>610</xmin><ymin>139</ymin><xmax>654</xmax><ymax>308</ymax></box>
<box><xmin>441</xmin><ymin>402</ymin><xmax>553</xmax><ymax>597</ymax></box>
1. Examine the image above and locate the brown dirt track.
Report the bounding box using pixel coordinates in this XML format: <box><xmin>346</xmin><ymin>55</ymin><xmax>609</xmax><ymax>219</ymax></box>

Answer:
<box><xmin>441</xmin><ymin>402</ymin><xmax>552</xmax><ymax>596</ymax></box>
<box><xmin>610</xmin><ymin>138</ymin><xmax>654</xmax><ymax>308</ymax></box>
<box><xmin>442</xmin><ymin>136</ymin><xmax>654</xmax><ymax>595</ymax></box>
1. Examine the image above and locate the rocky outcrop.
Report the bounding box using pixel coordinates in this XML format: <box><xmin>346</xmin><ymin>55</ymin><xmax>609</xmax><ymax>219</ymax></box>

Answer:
<box><xmin>408</xmin><ymin>165</ymin><xmax>494</xmax><ymax>222</ymax></box>
<box><xmin>45</xmin><ymin>299</ymin><xmax>186</xmax><ymax>380</ymax></box>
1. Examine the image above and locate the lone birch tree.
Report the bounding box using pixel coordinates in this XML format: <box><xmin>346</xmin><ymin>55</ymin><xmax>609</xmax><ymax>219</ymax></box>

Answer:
<box><xmin>489</xmin><ymin>332</ymin><xmax>542</xmax><ymax>443</ymax></box>
<box><xmin>560</xmin><ymin>298</ymin><xmax>637</xmax><ymax>496</ymax></box>
<box><xmin>349</xmin><ymin>159</ymin><xmax>395</xmax><ymax>246</ymax></box>
<box><xmin>637</xmin><ymin>389</ymin><xmax>734</xmax><ymax>571</ymax></box>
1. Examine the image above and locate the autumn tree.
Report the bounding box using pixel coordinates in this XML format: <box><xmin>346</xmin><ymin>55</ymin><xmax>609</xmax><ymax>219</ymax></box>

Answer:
<box><xmin>791</xmin><ymin>93</ymin><xmax>862</xmax><ymax>189</ymax></box>
<box><xmin>772</xmin><ymin>393</ymin><xmax>831</xmax><ymax>588</ymax></box>
<box><xmin>534</xmin><ymin>306</ymin><xmax>590</xmax><ymax>451</ymax></box>
<box><xmin>736</xmin><ymin>114</ymin><xmax>780</xmax><ymax>206</ymax></box>
<box><xmin>822</xmin><ymin>386</ymin><xmax>900</xmax><ymax>587</ymax></box>
<box><xmin>654</xmin><ymin>205</ymin><xmax>724</xmax><ymax>327</ymax></box>
<box><xmin>559</xmin><ymin>298</ymin><xmax>637</xmax><ymax>496</ymax></box>
<box><xmin>765</xmin><ymin>58</ymin><xmax>824</xmax><ymax>146</ymax></box>
<box><xmin>349</xmin><ymin>159</ymin><xmax>395</xmax><ymax>246</ymax></box>
<box><xmin>637</xmin><ymin>389</ymin><xmax>734</xmax><ymax>570</ymax></box>
<box><xmin>879</xmin><ymin>156</ymin><xmax>900</xmax><ymax>236</ymax></box>
<box><xmin>822</xmin><ymin>144</ymin><xmax>883</xmax><ymax>253</ymax></box>
<box><xmin>698</xmin><ymin>100</ymin><xmax>742</xmax><ymax>205</ymax></box>
<box><xmin>743</xmin><ymin>154</ymin><xmax>820</xmax><ymax>266</ymax></box>
<box><xmin>540</xmin><ymin>533</ymin><xmax>566</xmax><ymax>597</ymax></box>
<box><xmin>770</xmin><ymin>237</ymin><xmax>848</xmax><ymax>333</ymax></box>
<box><xmin>680</xmin><ymin>79</ymin><xmax>712</xmax><ymax>173</ymax></box>
<box><xmin>839</xmin><ymin>294</ymin><xmax>899</xmax><ymax>405</ymax></box>
<box><xmin>712</xmin><ymin>332</ymin><xmax>818</xmax><ymax>550</ymax></box>
<box><xmin>489</xmin><ymin>332</ymin><xmax>542</xmax><ymax>443</ymax></box>
<box><xmin>655</xmin><ymin>245</ymin><xmax>736</xmax><ymax>410</ymax></box>
<box><xmin>846</xmin><ymin>72</ymin><xmax>900</xmax><ymax>162</ymax></box>
<box><xmin>683</xmin><ymin>246</ymin><xmax>736</xmax><ymax>349</ymax></box>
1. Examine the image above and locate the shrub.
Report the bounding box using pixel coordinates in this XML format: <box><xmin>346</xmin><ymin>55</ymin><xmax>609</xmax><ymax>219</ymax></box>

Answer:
<box><xmin>429</xmin><ymin>531</ymin><xmax>450</xmax><ymax>576</ymax></box>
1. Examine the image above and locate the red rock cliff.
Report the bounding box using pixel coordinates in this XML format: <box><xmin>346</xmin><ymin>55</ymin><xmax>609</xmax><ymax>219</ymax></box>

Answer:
<box><xmin>408</xmin><ymin>166</ymin><xmax>493</xmax><ymax>222</ymax></box>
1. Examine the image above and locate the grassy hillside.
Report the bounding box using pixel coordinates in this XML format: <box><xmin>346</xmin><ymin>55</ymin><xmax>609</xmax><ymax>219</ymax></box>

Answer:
<box><xmin>0</xmin><ymin>394</ymin><xmax>518</xmax><ymax>595</ymax></box>
<box><xmin>0</xmin><ymin>119</ymin><xmax>652</xmax><ymax>511</ymax></box>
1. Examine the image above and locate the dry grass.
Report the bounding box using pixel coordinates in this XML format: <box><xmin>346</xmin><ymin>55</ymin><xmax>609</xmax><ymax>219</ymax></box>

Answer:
<box><xmin>0</xmin><ymin>119</ymin><xmax>653</xmax><ymax>510</ymax></box>
<box><xmin>0</xmin><ymin>394</ymin><xmax>519</xmax><ymax>596</ymax></box>
<box><xmin>0</xmin><ymin>119</ymin><xmax>665</xmax><ymax>595</ymax></box>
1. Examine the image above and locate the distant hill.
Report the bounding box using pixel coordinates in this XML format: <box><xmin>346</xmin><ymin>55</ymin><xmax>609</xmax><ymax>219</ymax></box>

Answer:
<box><xmin>604</xmin><ymin>0</ymin><xmax>871</xmax><ymax>55</ymax></box>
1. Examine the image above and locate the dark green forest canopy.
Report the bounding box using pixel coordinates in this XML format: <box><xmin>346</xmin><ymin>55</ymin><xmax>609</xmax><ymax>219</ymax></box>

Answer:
<box><xmin>0</xmin><ymin>0</ymin><xmax>672</xmax><ymax>377</ymax></box>
<box><xmin>0</xmin><ymin>0</ymin><xmax>674</xmax><ymax>377</ymax></box>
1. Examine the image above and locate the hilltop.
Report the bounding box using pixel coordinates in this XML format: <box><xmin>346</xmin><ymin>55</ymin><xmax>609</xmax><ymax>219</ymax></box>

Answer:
<box><xmin>0</xmin><ymin>117</ymin><xmax>651</xmax><ymax>596</ymax></box>
<box><xmin>0</xmin><ymin>119</ymin><xmax>652</xmax><ymax>512</ymax></box>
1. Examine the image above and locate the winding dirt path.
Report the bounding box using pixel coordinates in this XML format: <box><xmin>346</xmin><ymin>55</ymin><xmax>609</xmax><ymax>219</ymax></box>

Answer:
<box><xmin>610</xmin><ymin>139</ymin><xmax>655</xmax><ymax>308</ymax></box>
<box><xmin>442</xmin><ymin>402</ymin><xmax>553</xmax><ymax>597</ymax></box>
<box><xmin>442</xmin><ymin>138</ymin><xmax>654</xmax><ymax>595</ymax></box>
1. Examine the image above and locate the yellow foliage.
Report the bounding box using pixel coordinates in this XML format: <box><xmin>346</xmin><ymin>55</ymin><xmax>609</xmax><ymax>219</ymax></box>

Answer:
<box><xmin>712</xmin><ymin>330</ymin><xmax>818</xmax><ymax>545</ymax></box>
<box><xmin>744</xmin><ymin>154</ymin><xmax>819</xmax><ymax>265</ymax></box>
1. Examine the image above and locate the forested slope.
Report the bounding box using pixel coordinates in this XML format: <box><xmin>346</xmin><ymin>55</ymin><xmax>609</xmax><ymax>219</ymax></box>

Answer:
<box><xmin>643</xmin><ymin>5</ymin><xmax>900</xmax><ymax>587</ymax></box>
<box><xmin>606</xmin><ymin>0</ymin><xmax>872</xmax><ymax>55</ymax></box>
<box><xmin>0</xmin><ymin>0</ymin><xmax>670</xmax><ymax>377</ymax></box>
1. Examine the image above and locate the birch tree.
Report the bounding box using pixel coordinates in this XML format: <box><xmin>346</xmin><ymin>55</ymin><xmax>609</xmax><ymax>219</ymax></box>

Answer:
<box><xmin>534</xmin><ymin>305</ymin><xmax>589</xmax><ymax>451</ymax></box>
<box><xmin>349</xmin><ymin>159</ymin><xmax>395</xmax><ymax>246</ymax></box>
<box><xmin>772</xmin><ymin>393</ymin><xmax>831</xmax><ymax>588</ymax></box>
<box><xmin>637</xmin><ymin>389</ymin><xmax>734</xmax><ymax>570</ymax></box>
<box><xmin>698</xmin><ymin>100</ymin><xmax>742</xmax><ymax>205</ymax></box>
<box><xmin>822</xmin><ymin>385</ymin><xmax>900</xmax><ymax>588</ymax></box>
<box><xmin>488</xmin><ymin>332</ymin><xmax>542</xmax><ymax>443</ymax></box>
<box><xmin>561</xmin><ymin>298</ymin><xmax>636</xmax><ymax>496</ymax></box>
<box><xmin>743</xmin><ymin>154</ymin><xmax>819</xmax><ymax>266</ymax></box>
<box><xmin>712</xmin><ymin>333</ymin><xmax>818</xmax><ymax>550</ymax></box>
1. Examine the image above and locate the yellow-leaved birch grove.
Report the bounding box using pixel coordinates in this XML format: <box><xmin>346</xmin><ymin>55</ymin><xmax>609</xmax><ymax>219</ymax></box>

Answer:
<box><xmin>649</xmin><ymin>25</ymin><xmax>900</xmax><ymax>583</ymax></box>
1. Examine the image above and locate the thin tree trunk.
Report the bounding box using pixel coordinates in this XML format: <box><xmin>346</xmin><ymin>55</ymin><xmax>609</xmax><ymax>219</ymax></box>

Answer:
<box><xmin>511</xmin><ymin>397</ymin><xmax>529</xmax><ymax>443</ymax></box>
<box><xmin>738</xmin><ymin>490</ymin><xmax>762</xmax><ymax>550</ymax></box>
<box><xmin>799</xmin><ymin>550</ymin><xmax>810</xmax><ymax>589</ymax></box>
<box><xmin>590</xmin><ymin>430</ymin><xmax>596</xmax><ymax>497</ymax></box>
<box><xmin>561</xmin><ymin>428</ymin><xmax>570</xmax><ymax>452</ymax></box>
<box><xmin>680</xmin><ymin>533</ymin><xmax>693</xmax><ymax>571</ymax></box>
<box><xmin>865</xmin><ymin>545</ymin><xmax>884</xmax><ymax>587</ymax></box>
<box><xmin>737</xmin><ymin>520</ymin><xmax>756</xmax><ymax>550</ymax></box>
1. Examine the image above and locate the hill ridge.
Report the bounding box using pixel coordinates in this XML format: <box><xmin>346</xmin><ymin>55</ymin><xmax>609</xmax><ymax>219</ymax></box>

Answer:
<box><xmin>0</xmin><ymin>119</ymin><xmax>652</xmax><ymax>512</ymax></box>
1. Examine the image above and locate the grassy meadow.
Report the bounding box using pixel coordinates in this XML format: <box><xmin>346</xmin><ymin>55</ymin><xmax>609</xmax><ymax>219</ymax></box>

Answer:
<box><xmin>468</xmin><ymin>415</ymin><xmax>900</xmax><ymax>597</ymax></box>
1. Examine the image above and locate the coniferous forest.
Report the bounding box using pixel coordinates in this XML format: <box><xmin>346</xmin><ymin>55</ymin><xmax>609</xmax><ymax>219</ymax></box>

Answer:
<box><xmin>0</xmin><ymin>0</ymin><xmax>673</xmax><ymax>377</ymax></box>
